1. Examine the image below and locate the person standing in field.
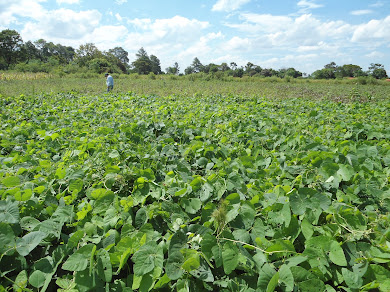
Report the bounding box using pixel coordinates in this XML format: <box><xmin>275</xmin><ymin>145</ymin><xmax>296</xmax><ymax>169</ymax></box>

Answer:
<box><xmin>105</xmin><ymin>73</ymin><xmax>114</xmax><ymax>92</ymax></box>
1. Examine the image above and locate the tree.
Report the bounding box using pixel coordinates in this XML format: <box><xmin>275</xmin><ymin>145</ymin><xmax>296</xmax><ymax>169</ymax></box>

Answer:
<box><xmin>166</xmin><ymin>62</ymin><xmax>180</xmax><ymax>75</ymax></box>
<box><xmin>75</xmin><ymin>43</ymin><xmax>102</xmax><ymax>67</ymax></box>
<box><xmin>324</xmin><ymin>61</ymin><xmax>337</xmax><ymax>69</ymax></box>
<box><xmin>230</xmin><ymin>62</ymin><xmax>237</xmax><ymax>70</ymax></box>
<box><xmin>34</xmin><ymin>39</ymin><xmax>50</xmax><ymax>62</ymax></box>
<box><xmin>88</xmin><ymin>58</ymin><xmax>111</xmax><ymax>73</ymax></box>
<box><xmin>23</xmin><ymin>41</ymin><xmax>39</xmax><ymax>63</ymax></box>
<box><xmin>233</xmin><ymin>67</ymin><xmax>244</xmax><ymax>77</ymax></box>
<box><xmin>369</xmin><ymin>63</ymin><xmax>388</xmax><ymax>79</ymax></box>
<box><xmin>203</xmin><ymin>63</ymin><xmax>218</xmax><ymax>74</ymax></box>
<box><xmin>245</xmin><ymin>62</ymin><xmax>254</xmax><ymax>73</ymax></box>
<box><xmin>260</xmin><ymin>68</ymin><xmax>273</xmax><ymax>77</ymax></box>
<box><xmin>0</xmin><ymin>29</ymin><xmax>24</xmax><ymax>69</ymax></box>
<box><xmin>285</xmin><ymin>67</ymin><xmax>302</xmax><ymax>78</ymax></box>
<box><xmin>219</xmin><ymin>63</ymin><xmax>230</xmax><ymax>72</ymax></box>
<box><xmin>150</xmin><ymin>55</ymin><xmax>162</xmax><ymax>74</ymax></box>
<box><xmin>184</xmin><ymin>66</ymin><xmax>195</xmax><ymax>75</ymax></box>
<box><xmin>132</xmin><ymin>47</ymin><xmax>152</xmax><ymax>74</ymax></box>
<box><xmin>108</xmin><ymin>47</ymin><xmax>129</xmax><ymax>65</ymax></box>
<box><xmin>106</xmin><ymin>47</ymin><xmax>129</xmax><ymax>73</ymax></box>
<box><xmin>191</xmin><ymin>57</ymin><xmax>204</xmax><ymax>73</ymax></box>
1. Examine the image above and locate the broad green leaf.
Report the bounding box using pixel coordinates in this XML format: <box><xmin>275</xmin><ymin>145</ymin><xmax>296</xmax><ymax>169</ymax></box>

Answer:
<box><xmin>90</xmin><ymin>188</ymin><xmax>112</xmax><ymax>200</ymax></box>
<box><xmin>240</xmin><ymin>201</ymin><xmax>256</xmax><ymax>229</ymax></box>
<box><xmin>62</xmin><ymin>244</ymin><xmax>95</xmax><ymax>271</ymax></box>
<box><xmin>337</xmin><ymin>164</ymin><xmax>355</xmax><ymax>181</ymax></box>
<box><xmin>62</xmin><ymin>253</ymin><xmax>89</xmax><ymax>272</ymax></box>
<box><xmin>369</xmin><ymin>264</ymin><xmax>390</xmax><ymax>282</ymax></box>
<box><xmin>181</xmin><ymin>198</ymin><xmax>202</xmax><ymax>214</ymax></box>
<box><xmin>297</xmin><ymin>278</ymin><xmax>326</xmax><ymax>292</ymax></box>
<box><xmin>301</xmin><ymin>218</ymin><xmax>314</xmax><ymax>240</ymax></box>
<box><xmin>14</xmin><ymin>189</ymin><xmax>32</xmax><ymax>201</ymax></box>
<box><xmin>13</xmin><ymin>270</ymin><xmax>28</xmax><ymax>291</ymax></box>
<box><xmin>67</xmin><ymin>230</ymin><xmax>84</xmax><ymax>249</ymax></box>
<box><xmin>266</xmin><ymin>240</ymin><xmax>296</xmax><ymax>254</ymax></box>
<box><xmin>0</xmin><ymin>200</ymin><xmax>20</xmax><ymax>224</ymax></box>
<box><xmin>2</xmin><ymin>176</ymin><xmax>20</xmax><ymax>187</ymax></box>
<box><xmin>29</xmin><ymin>270</ymin><xmax>47</xmax><ymax>288</ymax></box>
<box><xmin>75</xmin><ymin>269</ymin><xmax>101</xmax><ymax>292</ymax></box>
<box><xmin>379</xmin><ymin>279</ymin><xmax>390</xmax><ymax>292</ymax></box>
<box><xmin>0</xmin><ymin>222</ymin><xmax>15</xmax><ymax>254</ymax></box>
<box><xmin>69</xmin><ymin>179</ymin><xmax>83</xmax><ymax>194</ymax></box>
<box><xmin>182</xmin><ymin>253</ymin><xmax>200</xmax><ymax>272</ymax></box>
<box><xmin>212</xmin><ymin>245</ymin><xmax>223</xmax><ymax>268</ymax></box>
<box><xmin>169</xmin><ymin>229</ymin><xmax>187</xmax><ymax>255</ymax></box>
<box><xmin>222</xmin><ymin>241</ymin><xmax>239</xmax><ymax>274</ymax></box>
<box><xmin>154</xmin><ymin>274</ymin><xmax>171</xmax><ymax>289</ymax></box>
<box><xmin>16</xmin><ymin>231</ymin><xmax>46</xmax><ymax>256</ymax></box>
<box><xmin>200</xmin><ymin>233</ymin><xmax>216</xmax><ymax>261</ymax></box>
<box><xmin>329</xmin><ymin>241</ymin><xmax>347</xmax><ymax>266</ymax></box>
<box><xmin>266</xmin><ymin>272</ymin><xmax>279</xmax><ymax>292</ymax></box>
<box><xmin>281</xmin><ymin>202</ymin><xmax>291</xmax><ymax>227</ymax></box>
<box><xmin>135</xmin><ymin>207</ymin><xmax>148</xmax><ymax>228</ymax></box>
<box><xmin>342</xmin><ymin>268</ymin><xmax>363</xmax><ymax>289</ymax></box>
<box><xmin>290</xmin><ymin>266</ymin><xmax>316</xmax><ymax>282</ymax></box>
<box><xmin>55</xmin><ymin>168</ymin><xmax>66</xmax><ymax>179</ymax></box>
<box><xmin>166</xmin><ymin>251</ymin><xmax>184</xmax><ymax>280</ymax></box>
<box><xmin>285</xmin><ymin>256</ymin><xmax>308</xmax><ymax>268</ymax></box>
<box><xmin>279</xmin><ymin>265</ymin><xmax>294</xmax><ymax>291</ymax></box>
<box><xmin>190</xmin><ymin>258</ymin><xmax>214</xmax><ymax>282</ymax></box>
<box><xmin>56</xmin><ymin>278</ymin><xmax>76</xmax><ymax>290</ymax></box>
<box><xmin>33</xmin><ymin>185</ymin><xmax>45</xmax><ymax>194</ymax></box>
<box><xmin>139</xmin><ymin>274</ymin><xmax>154</xmax><ymax>292</ymax></box>
<box><xmin>176</xmin><ymin>279</ymin><xmax>189</xmax><ymax>292</ymax></box>
<box><xmin>289</xmin><ymin>190</ymin><xmax>308</xmax><ymax>215</ymax></box>
<box><xmin>97</xmin><ymin>249</ymin><xmax>112</xmax><ymax>282</ymax></box>
<box><xmin>132</xmin><ymin>241</ymin><xmax>163</xmax><ymax>276</ymax></box>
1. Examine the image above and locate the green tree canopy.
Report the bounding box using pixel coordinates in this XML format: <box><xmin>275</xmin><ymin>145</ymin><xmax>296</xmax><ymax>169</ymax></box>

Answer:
<box><xmin>0</xmin><ymin>29</ymin><xmax>24</xmax><ymax>69</ymax></box>
<box><xmin>132</xmin><ymin>47</ymin><xmax>152</xmax><ymax>74</ymax></box>
<box><xmin>150</xmin><ymin>55</ymin><xmax>162</xmax><ymax>74</ymax></box>
<box><xmin>369</xmin><ymin>63</ymin><xmax>388</xmax><ymax>79</ymax></box>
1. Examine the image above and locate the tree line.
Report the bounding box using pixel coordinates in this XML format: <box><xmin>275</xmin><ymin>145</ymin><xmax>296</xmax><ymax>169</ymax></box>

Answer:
<box><xmin>0</xmin><ymin>29</ymin><xmax>388</xmax><ymax>79</ymax></box>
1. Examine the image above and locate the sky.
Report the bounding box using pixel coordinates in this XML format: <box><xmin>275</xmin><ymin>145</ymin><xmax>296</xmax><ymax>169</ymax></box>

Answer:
<box><xmin>1</xmin><ymin>0</ymin><xmax>389</xmax><ymax>75</ymax></box>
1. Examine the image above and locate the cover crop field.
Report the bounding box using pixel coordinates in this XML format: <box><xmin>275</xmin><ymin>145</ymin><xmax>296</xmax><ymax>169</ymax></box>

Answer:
<box><xmin>0</xmin><ymin>82</ymin><xmax>390</xmax><ymax>291</ymax></box>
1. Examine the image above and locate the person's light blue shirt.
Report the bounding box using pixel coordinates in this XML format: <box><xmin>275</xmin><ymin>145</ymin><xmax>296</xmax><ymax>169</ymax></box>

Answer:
<box><xmin>106</xmin><ymin>75</ymin><xmax>114</xmax><ymax>86</ymax></box>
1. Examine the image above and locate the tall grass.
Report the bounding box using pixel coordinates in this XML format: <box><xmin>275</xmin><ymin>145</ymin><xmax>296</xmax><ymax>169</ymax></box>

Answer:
<box><xmin>0</xmin><ymin>72</ymin><xmax>389</xmax><ymax>101</ymax></box>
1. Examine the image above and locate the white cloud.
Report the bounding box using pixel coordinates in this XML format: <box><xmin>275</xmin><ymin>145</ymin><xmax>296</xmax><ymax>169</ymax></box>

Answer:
<box><xmin>126</xmin><ymin>16</ymin><xmax>209</xmax><ymax>46</ymax></box>
<box><xmin>370</xmin><ymin>1</ymin><xmax>385</xmax><ymax>8</ymax></box>
<box><xmin>87</xmin><ymin>25</ymin><xmax>128</xmax><ymax>50</ymax></box>
<box><xmin>56</xmin><ymin>0</ymin><xmax>80</xmax><ymax>4</ymax></box>
<box><xmin>350</xmin><ymin>10</ymin><xmax>374</xmax><ymax>16</ymax></box>
<box><xmin>351</xmin><ymin>16</ymin><xmax>390</xmax><ymax>43</ymax></box>
<box><xmin>212</xmin><ymin>0</ymin><xmax>251</xmax><ymax>12</ymax></box>
<box><xmin>0</xmin><ymin>0</ymin><xmax>46</xmax><ymax>26</ymax></box>
<box><xmin>297</xmin><ymin>0</ymin><xmax>324</xmax><ymax>13</ymax></box>
<box><xmin>21</xmin><ymin>9</ymin><xmax>102</xmax><ymax>43</ymax></box>
<box><xmin>365</xmin><ymin>51</ymin><xmax>385</xmax><ymax>58</ymax></box>
<box><xmin>115</xmin><ymin>0</ymin><xmax>127</xmax><ymax>4</ymax></box>
<box><xmin>225</xmin><ymin>36</ymin><xmax>252</xmax><ymax>51</ymax></box>
<box><xmin>226</xmin><ymin>13</ymin><xmax>353</xmax><ymax>47</ymax></box>
<box><xmin>115</xmin><ymin>13</ymin><xmax>123</xmax><ymax>21</ymax></box>
<box><xmin>123</xmin><ymin>16</ymin><xmax>211</xmax><ymax>69</ymax></box>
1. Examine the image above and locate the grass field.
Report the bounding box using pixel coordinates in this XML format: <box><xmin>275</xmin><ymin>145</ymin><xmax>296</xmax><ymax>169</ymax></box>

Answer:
<box><xmin>0</xmin><ymin>75</ymin><xmax>389</xmax><ymax>291</ymax></box>
<box><xmin>1</xmin><ymin>72</ymin><xmax>389</xmax><ymax>102</ymax></box>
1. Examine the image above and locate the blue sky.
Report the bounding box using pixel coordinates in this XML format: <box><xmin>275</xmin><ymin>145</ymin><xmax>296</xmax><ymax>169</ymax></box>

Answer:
<box><xmin>1</xmin><ymin>0</ymin><xmax>389</xmax><ymax>74</ymax></box>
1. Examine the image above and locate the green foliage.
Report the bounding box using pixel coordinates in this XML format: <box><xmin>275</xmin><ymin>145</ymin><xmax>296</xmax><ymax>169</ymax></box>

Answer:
<box><xmin>0</xmin><ymin>88</ymin><xmax>389</xmax><ymax>291</ymax></box>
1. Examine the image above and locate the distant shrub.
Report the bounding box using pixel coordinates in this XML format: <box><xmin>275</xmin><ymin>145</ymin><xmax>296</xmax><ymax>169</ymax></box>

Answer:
<box><xmin>357</xmin><ymin>77</ymin><xmax>367</xmax><ymax>85</ymax></box>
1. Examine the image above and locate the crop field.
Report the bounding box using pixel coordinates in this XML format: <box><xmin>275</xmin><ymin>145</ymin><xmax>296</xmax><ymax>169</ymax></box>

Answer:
<box><xmin>0</xmin><ymin>79</ymin><xmax>390</xmax><ymax>291</ymax></box>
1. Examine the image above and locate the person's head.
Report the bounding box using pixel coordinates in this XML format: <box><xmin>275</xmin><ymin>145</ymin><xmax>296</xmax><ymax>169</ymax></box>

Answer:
<box><xmin>105</xmin><ymin>73</ymin><xmax>109</xmax><ymax>78</ymax></box>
